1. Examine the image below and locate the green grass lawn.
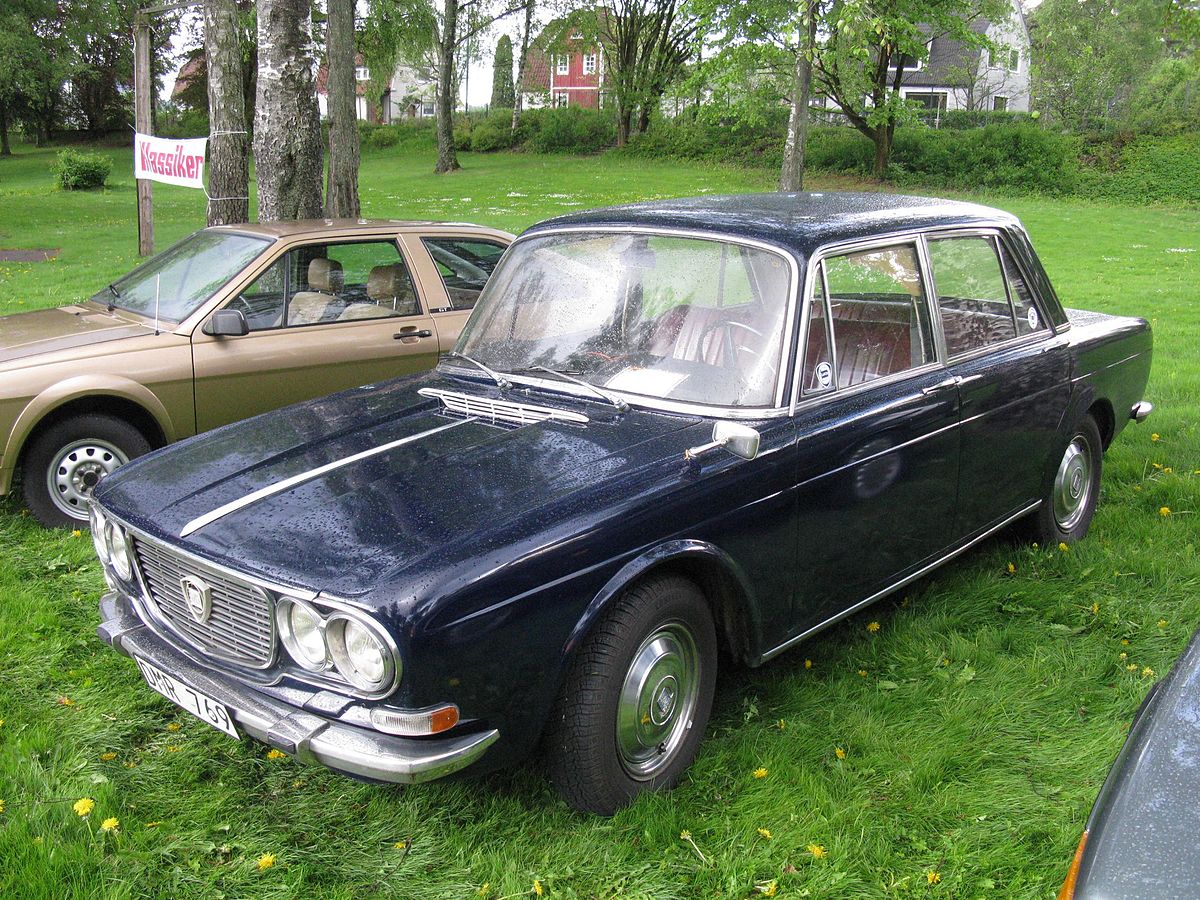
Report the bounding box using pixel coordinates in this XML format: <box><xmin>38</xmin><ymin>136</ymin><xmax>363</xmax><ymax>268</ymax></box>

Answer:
<box><xmin>0</xmin><ymin>142</ymin><xmax>1197</xmax><ymax>899</ymax></box>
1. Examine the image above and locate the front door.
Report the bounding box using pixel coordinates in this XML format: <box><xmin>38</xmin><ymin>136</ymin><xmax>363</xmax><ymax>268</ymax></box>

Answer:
<box><xmin>192</xmin><ymin>237</ymin><xmax>440</xmax><ymax>432</ymax></box>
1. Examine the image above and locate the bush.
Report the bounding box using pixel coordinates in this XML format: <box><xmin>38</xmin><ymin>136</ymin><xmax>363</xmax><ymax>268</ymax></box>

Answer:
<box><xmin>521</xmin><ymin>107</ymin><xmax>615</xmax><ymax>154</ymax></box>
<box><xmin>1077</xmin><ymin>133</ymin><xmax>1200</xmax><ymax>204</ymax></box>
<box><xmin>156</xmin><ymin>105</ymin><xmax>210</xmax><ymax>139</ymax></box>
<box><xmin>54</xmin><ymin>148</ymin><xmax>112</xmax><ymax>190</ymax></box>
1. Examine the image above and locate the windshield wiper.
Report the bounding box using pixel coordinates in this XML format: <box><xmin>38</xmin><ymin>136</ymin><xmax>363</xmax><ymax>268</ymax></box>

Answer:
<box><xmin>441</xmin><ymin>351</ymin><xmax>512</xmax><ymax>390</ymax></box>
<box><xmin>521</xmin><ymin>365</ymin><xmax>629</xmax><ymax>413</ymax></box>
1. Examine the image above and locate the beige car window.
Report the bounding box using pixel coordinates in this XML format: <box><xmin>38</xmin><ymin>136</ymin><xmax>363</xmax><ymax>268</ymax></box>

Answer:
<box><xmin>238</xmin><ymin>240</ymin><xmax>421</xmax><ymax>331</ymax></box>
<box><xmin>422</xmin><ymin>237</ymin><xmax>506</xmax><ymax>310</ymax></box>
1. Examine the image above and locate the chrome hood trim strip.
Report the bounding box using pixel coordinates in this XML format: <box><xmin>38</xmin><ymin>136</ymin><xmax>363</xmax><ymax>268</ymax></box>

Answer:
<box><xmin>419</xmin><ymin>387</ymin><xmax>589</xmax><ymax>425</ymax></box>
<box><xmin>180</xmin><ymin>418</ymin><xmax>474</xmax><ymax>538</ymax></box>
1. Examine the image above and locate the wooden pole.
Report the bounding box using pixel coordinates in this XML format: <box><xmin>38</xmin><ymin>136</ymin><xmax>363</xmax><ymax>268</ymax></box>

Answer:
<box><xmin>134</xmin><ymin>14</ymin><xmax>154</xmax><ymax>256</ymax></box>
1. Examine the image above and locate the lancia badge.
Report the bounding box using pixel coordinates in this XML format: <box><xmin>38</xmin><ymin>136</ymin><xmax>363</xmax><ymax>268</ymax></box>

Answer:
<box><xmin>180</xmin><ymin>574</ymin><xmax>213</xmax><ymax>624</ymax></box>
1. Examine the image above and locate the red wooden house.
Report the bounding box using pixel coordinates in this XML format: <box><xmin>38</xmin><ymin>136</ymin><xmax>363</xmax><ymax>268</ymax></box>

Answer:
<box><xmin>519</xmin><ymin>22</ymin><xmax>606</xmax><ymax>109</ymax></box>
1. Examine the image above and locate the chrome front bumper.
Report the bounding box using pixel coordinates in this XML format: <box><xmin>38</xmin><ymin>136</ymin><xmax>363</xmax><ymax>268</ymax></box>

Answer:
<box><xmin>97</xmin><ymin>592</ymin><xmax>498</xmax><ymax>784</ymax></box>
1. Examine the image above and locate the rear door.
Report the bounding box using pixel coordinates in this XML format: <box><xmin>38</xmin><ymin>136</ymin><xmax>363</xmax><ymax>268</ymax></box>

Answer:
<box><xmin>924</xmin><ymin>231</ymin><xmax>1070</xmax><ymax>535</ymax></box>
<box><xmin>191</xmin><ymin>236</ymin><xmax>439</xmax><ymax>432</ymax></box>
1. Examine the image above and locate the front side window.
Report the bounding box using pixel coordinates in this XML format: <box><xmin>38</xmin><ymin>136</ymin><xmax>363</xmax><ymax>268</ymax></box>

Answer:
<box><xmin>928</xmin><ymin>236</ymin><xmax>1017</xmax><ymax>356</ymax></box>
<box><xmin>422</xmin><ymin>237</ymin><xmax>506</xmax><ymax>310</ymax></box>
<box><xmin>456</xmin><ymin>233</ymin><xmax>793</xmax><ymax>408</ymax></box>
<box><xmin>821</xmin><ymin>244</ymin><xmax>935</xmax><ymax>388</ymax></box>
<box><xmin>237</xmin><ymin>240</ymin><xmax>420</xmax><ymax>331</ymax></box>
<box><xmin>94</xmin><ymin>230</ymin><xmax>270</xmax><ymax>323</ymax></box>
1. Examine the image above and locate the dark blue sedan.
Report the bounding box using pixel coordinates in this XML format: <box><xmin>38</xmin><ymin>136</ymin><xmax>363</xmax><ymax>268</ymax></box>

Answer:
<box><xmin>91</xmin><ymin>193</ymin><xmax>1153</xmax><ymax>814</ymax></box>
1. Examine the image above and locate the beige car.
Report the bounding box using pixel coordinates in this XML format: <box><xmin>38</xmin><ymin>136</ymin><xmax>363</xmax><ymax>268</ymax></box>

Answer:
<box><xmin>0</xmin><ymin>219</ymin><xmax>512</xmax><ymax>526</ymax></box>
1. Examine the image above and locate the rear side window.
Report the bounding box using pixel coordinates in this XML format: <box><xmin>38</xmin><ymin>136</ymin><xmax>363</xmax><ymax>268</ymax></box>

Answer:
<box><xmin>820</xmin><ymin>244</ymin><xmax>936</xmax><ymax>389</ymax></box>
<box><xmin>422</xmin><ymin>238</ymin><xmax>507</xmax><ymax>310</ymax></box>
<box><xmin>928</xmin><ymin>236</ymin><xmax>1018</xmax><ymax>356</ymax></box>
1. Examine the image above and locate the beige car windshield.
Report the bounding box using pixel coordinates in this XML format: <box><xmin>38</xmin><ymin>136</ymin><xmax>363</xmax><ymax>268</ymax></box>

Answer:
<box><xmin>93</xmin><ymin>230</ymin><xmax>270</xmax><ymax>323</ymax></box>
<box><xmin>456</xmin><ymin>233</ymin><xmax>792</xmax><ymax>408</ymax></box>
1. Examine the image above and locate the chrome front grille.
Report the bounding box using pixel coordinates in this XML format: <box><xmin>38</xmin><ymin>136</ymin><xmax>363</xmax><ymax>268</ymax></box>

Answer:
<box><xmin>419</xmin><ymin>387</ymin><xmax>589</xmax><ymax>426</ymax></box>
<box><xmin>132</xmin><ymin>537</ymin><xmax>276</xmax><ymax>668</ymax></box>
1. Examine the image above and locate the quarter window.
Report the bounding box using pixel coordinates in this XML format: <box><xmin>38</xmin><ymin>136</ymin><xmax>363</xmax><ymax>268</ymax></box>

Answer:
<box><xmin>237</xmin><ymin>240</ymin><xmax>421</xmax><ymax>331</ymax></box>
<box><xmin>421</xmin><ymin>237</ymin><xmax>507</xmax><ymax>310</ymax></box>
<box><xmin>801</xmin><ymin>269</ymin><xmax>834</xmax><ymax>394</ymax></box>
<box><xmin>998</xmin><ymin>241</ymin><xmax>1046</xmax><ymax>336</ymax></box>
<box><xmin>820</xmin><ymin>244</ymin><xmax>935</xmax><ymax>389</ymax></box>
<box><xmin>928</xmin><ymin>236</ymin><xmax>1017</xmax><ymax>356</ymax></box>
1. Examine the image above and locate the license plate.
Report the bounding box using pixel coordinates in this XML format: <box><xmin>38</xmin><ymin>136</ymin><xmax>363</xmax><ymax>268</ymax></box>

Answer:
<box><xmin>135</xmin><ymin>657</ymin><xmax>240</xmax><ymax>740</ymax></box>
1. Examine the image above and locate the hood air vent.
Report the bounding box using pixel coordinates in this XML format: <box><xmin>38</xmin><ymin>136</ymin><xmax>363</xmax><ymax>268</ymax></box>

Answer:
<box><xmin>419</xmin><ymin>388</ymin><xmax>589</xmax><ymax>427</ymax></box>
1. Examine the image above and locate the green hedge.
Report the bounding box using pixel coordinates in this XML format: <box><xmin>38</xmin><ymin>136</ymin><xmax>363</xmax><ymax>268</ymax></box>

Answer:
<box><xmin>1077</xmin><ymin>134</ymin><xmax>1200</xmax><ymax>205</ymax></box>
<box><xmin>54</xmin><ymin>148</ymin><xmax>112</xmax><ymax>190</ymax></box>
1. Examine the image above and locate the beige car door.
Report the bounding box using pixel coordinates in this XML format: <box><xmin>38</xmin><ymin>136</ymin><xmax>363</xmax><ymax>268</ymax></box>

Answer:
<box><xmin>192</xmin><ymin>237</ymin><xmax>439</xmax><ymax>432</ymax></box>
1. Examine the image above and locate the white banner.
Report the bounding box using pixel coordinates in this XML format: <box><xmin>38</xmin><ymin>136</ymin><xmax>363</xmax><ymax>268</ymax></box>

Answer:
<box><xmin>134</xmin><ymin>132</ymin><xmax>208</xmax><ymax>190</ymax></box>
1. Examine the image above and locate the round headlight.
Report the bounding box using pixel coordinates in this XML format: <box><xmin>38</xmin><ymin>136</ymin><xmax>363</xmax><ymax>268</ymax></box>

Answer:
<box><xmin>280</xmin><ymin>600</ymin><xmax>327</xmax><ymax>670</ymax></box>
<box><xmin>89</xmin><ymin>506</ymin><xmax>110</xmax><ymax>564</ymax></box>
<box><xmin>329</xmin><ymin>616</ymin><xmax>393</xmax><ymax>692</ymax></box>
<box><xmin>106</xmin><ymin>521</ymin><xmax>133</xmax><ymax>582</ymax></box>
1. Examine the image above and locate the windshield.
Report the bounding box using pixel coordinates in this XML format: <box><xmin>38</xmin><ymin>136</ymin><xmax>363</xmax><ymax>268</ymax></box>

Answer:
<box><xmin>455</xmin><ymin>232</ymin><xmax>793</xmax><ymax>408</ymax></box>
<box><xmin>91</xmin><ymin>230</ymin><xmax>271</xmax><ymax>323</ymax></box>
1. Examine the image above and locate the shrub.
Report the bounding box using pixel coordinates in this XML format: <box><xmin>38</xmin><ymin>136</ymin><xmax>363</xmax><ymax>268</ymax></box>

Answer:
<box><xmin>54</xmin><ymin>149</ymin><xmax>112</xmax><ymax>190</ymax></box>
<box><xmin>1077</xmin><ymin>133</ymin><xmax>1200</xmax><ymax>205</ymax></box>
<box><xmin>364</xmin><ymin>125</ymin><xmax>400</xmax><ymax>150</ymax></box>
<box><xmin>522</xmin><ymin>107</ymin><xmax>615</xmax><ymax>154</ymax></box>
<box><xmin>470</xmin><ymin>109</ymin><xmax>515</xmax><ymax>152</ymax></box>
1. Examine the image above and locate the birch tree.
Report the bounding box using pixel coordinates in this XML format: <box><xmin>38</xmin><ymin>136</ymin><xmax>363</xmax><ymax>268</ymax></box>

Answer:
<box><xmin>254</xmin><ymin>0</ymin><xmax>323</xmax><ymax>221</ymax></box>
<box><xmin>204</xmin><ymin>0</ymin><xmax>249</xmax><ymax>224</ymax></box>
<box><xmin>325</xmin><ymin>0</ymin><xmax>361</xmax><ymax>216</ymax></box>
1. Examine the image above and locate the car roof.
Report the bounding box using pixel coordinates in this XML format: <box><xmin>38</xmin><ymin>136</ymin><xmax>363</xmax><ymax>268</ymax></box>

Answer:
<box><xmin>207</xmin><ymin>219</ymin><xmax>507</xmax><ymax>240</ymax></box>
<box><xmin>523</xmin><ymin>191</ymin><xmax>1020</xmax><ymax>258</ymax></box>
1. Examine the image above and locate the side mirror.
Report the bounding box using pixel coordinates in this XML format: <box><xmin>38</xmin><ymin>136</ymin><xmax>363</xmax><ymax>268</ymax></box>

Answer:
<box><xmin>204</xmin><ymin>309</ymin><xmax>249</xmax><ymax>337</ymax></box>
<box><xmin>685</xmin><ymin>421</ymin><xmax>761</xmax><ymax>462</ymax></box>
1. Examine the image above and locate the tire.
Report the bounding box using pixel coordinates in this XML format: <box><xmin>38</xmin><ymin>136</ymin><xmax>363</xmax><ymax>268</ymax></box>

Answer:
<box><xmin>1027</xmin><ymin>414</ymin><xmax>1103</xmax><ymax>547</ymax></box>
<box><xmin>22</xmin><ymin>414</ymin><xmax>152</xmax><ymax>527</ymax></box>
<box><xmin>545</xmin><ymin>575</ymin><xmax>717</xmax><ymax>815</ymax></box>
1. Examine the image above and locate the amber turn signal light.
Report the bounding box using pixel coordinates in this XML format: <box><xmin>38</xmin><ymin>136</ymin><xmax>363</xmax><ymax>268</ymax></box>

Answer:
<box><xmin>370</xmin><ymin>704</ymin><xmax>460</xmax><ymax>736</ymax></box>
<box><xmin>1058</xmin><ymin>829</ymin><xmax>1089</xmax><ymax>900</ymax></box>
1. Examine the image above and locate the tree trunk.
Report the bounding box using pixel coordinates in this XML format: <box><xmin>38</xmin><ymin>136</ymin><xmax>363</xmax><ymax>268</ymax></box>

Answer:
<box><xmin>434</xmin><ymin>0</ymin><xmax>460</xmax><ymax>174</ymax></box>
<box><xmin>0</xmin><ymin>99</ymin><xmax>11</xmax><ymax>157</ymax></box>
<box><xmin>615</xmin><ymin>102</ymin><xmax>632</xmax><ymax>147</ymax></box>
<box><xmin>325</xmin><ymin>0</ymin><xmax>361</xmax><ymax>217</ymax></box>
<box><xmin>253</xmin><ymin>0</ymin><xmax>324</xmax><ymax>221</ymax></box>
<box><xmin>779</xmin><ymin>6</ymin><xmax>816</xmax><ymax>192</ymax></box>
<box><xmin>636</xmin><ymin>104</ymin><xmax>651</xmax><ymax>134</ymax></box>
<box><xmin>511</xmin><ymin>0</ymin><xmax>535</xmax><ymax>133</ymax></box>
<box><xmin>204</xmin><ymin>0</ymin><xmax>250</xmax><ymax>225</ymax></box>
<box><xmin>872</xmin><ymin>127</ymin><xmax>892</xmax><ymax>180</ymax></box>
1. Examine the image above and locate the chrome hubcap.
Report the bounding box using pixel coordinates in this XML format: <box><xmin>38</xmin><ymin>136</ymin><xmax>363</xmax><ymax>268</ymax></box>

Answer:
<box><xmin>47</xmin><ymin>439</ymin><xmax>128</xmax><ymax>520</ymax></box>
<box><xmin>616</xmin><ymin>622</ymin><xmax>700</xmax><ymax>780</ymax></box>
<box><xmin>1053</xmin><ymin>437</ymin><xmax>1093</xmax><ymax>531</ymax></box>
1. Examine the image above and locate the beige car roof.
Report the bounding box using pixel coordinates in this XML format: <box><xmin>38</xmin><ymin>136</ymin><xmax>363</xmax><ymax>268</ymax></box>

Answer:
<box><xmin>209</xmin><ymin>219</ymin><xmax>503</xmax><ymax>240</ymax></box>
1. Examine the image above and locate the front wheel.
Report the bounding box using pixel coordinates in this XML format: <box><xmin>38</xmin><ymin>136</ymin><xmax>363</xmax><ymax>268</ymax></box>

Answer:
<box><xmin>545</xmin><ymin>576</ymin><xmax>717</xmax><ymax>815</ymax></box>
<box><xmin>22</xmin><ymin>414</ymin><xmax>151</xmax><ymax>527</ymax></box>
<box><xmin>1027</xmin><ymin>415</ymin><xmax>1103</xmax><ymax>546</ymax></box>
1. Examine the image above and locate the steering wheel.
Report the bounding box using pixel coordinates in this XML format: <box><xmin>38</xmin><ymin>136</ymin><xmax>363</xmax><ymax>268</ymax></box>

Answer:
<box><xmin>699</xmin><ymin>319</ymin><xmax>764</xmax><ymax>367</ymax></box>
<box><xmin>228</xmin><ymin>294</ymin><xmax>255</xmax><ymax>316</ymax></box>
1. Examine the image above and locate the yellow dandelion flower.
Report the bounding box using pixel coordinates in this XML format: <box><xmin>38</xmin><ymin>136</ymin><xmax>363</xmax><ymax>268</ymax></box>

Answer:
<box><xmin>266</xmin><ymin>749</ymin><xmax>286</xmax><ymax>760</ymax></box>
<box><xmin>71</xmin><ymin>529</ymin><xmax>82</xmax><ymax>538</ymax></box>
<box><xmin>1152</xmin><ymin>462</ymin><xmax>1163</xmax><ymax>470</ymax></box>
<box><xmin>807</xmin><ymin>843</ymin><xmax>828</xmax><ymax>859</ymax></box>
<box><xmin>1090</xmin><ymin>601</ymin><xmax>1099</xmax><ymax>615</ymax></box>
<box><xmin>777</xmin><ymin>719</ymin><xmax>786</xmax><ymax>730</ymax></box>
<box><xmin>0</xmin><ymin>718</ymin><xmax>4</xmax><ymax>727</ymax></box>
<box><xmin>857</xmin><ymin>668</ymin><xmax>868</xmax><ymax>677</ymax></box>
<box><xmin>1127</xmin><ymin>663</ymin><xmax>1138</xmax><ymax>671</ymax></box>
<box><xmin>1122</xmin><ymin>639</ymin><xmax>1130</xmax><ymax>646</ymax></box>
<box><xmin>757</xmin><ymin>827</ymin><xmax>772</xmax><ymax>840</ymax></box>
<box><xmin>166</xmin><ymin>722</ymin><xmax>181</xmax><ymax>732</ymax></box>
<box><xmin>100</xmin><ymin>817</ymin><xmax>119</xmax><ymax>833</ymax></box>
<box><xmin>1158</xmin><ymin>619</ymin><xmax>1167</xmax><ymax>629</ymax></box>
<box><xmin>1151</xmin><ymin>433</ymin><xmax>1160</xmax><ymax>442</ymax></box>
<box><xmin>835</xmin><ymin>747</ymin><xmax>846</xmax><ymax>760</ymax></box>
<box><xmin>0</xmin><ymin>799</ymin><xmax>5</xmax><ymax>814</ymax></box>
<box><xmin>166</xmin><ymin>745</ymin><xmax>181</xmax><ymax>753</ymax></box>
<box><xmin>867</xmin><ymin>621</ymin><xmax>881</xmax><ymax>633</ymax></box>
<box><xmin>680</xmin><ymin>830</ymin><xmax>692</xmax><ymax>840</ymax></box>
<box><xmin>753</xmin><ymin>767</ymin><xmax>768</xmax><ymax>779</ymax></box>
<box><xmin>927</xmin><ymin>870</ymin><xmax>941</xmax><ymax>885</ymax></box>
<box><xmin>758</xmin><ymin>881</ymin><xmax>779</xmax><ymax>897</ymax></box>
<box><xmin>1119</xmin><ymin>652</ymin><xmax>1127</xmax><ymax>660</ymax></box>
<box><xmin>1143</xmin><ymin>667</ymin><xmax>1155</xmax><ymax>678</ymax></box>
<box><xmin>804</xmin><ymin>658</ymin><xmax>813</xmax><ymax>669</ymax></box>
<box><xmin>1159</xmin><ymin>506</ymin><xmax>1171</xmax><ymax>517</ymax></box>
<box><xmin>73</xmin><ymin>797</ymin><xmax>95</xmax><ymax>817</ymax></box>
<box><xmin>1007</xmin><ymin>562</ymin><xmax>1015</xmax><ymax>574</ymax></box>
<box><xmin>1134</xmin><ymin>485</ymin><xmax>1142</xmax><ymax>491</ymax></box>
<box><xmin>99</xmin><ymin>752</ymin><xmax>117</xmax><ymax>761</ymax></box>
<box><xmin>1164</xmin><ymin>467</ymin><xmax>1173</xmax><ymax>474</ymax></box>
<box><xmin>477</xmin><ymin>885</ymin><xmax>491</xmax><ymax>898</ymax></box>
<box><xmin>1058</xmin><ymin>542</ymin><xmax>1070</xmax><ymax>552</ymax></box>
<box><xmin>533</xmin><ymin>879</ymin><xmax>544</xmax><ymax>896</ymax></box>
<box><xmin>58</xmin><ymin>696</ymin><xmax>74</xmax><ymax>706</ymax></box>
<box><xmin>256</xmin><ymin>853</ymin><xmax>276</xmax><ymax>871</ymax></box>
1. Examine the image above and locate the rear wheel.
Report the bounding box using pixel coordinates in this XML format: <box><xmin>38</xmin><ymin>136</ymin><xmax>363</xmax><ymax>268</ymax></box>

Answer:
<box><xmin>545</xmin><ymin>575</ymin><xmax>717</xmax><ymax>815</ymax></box>
<box><xmin>22</xmin><ymin>414</ymin><xmax>151</xmax><ymax>527</ymax></box>
<box><xmin>1027</xmin><ymin>415</ymin><xmax>1103</xmax><ymax>546</ymax></box>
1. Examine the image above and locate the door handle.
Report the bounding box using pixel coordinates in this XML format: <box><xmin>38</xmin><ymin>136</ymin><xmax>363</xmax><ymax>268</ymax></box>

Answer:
<box><xmin>921</xmin><ymin>376</ymin><xmax>960</xmax><ymax>395</ymax></box>
<box><xmin>394</xmin><ymin>329</ymin><xmax>432</xmax><ymax>339</ymax></box>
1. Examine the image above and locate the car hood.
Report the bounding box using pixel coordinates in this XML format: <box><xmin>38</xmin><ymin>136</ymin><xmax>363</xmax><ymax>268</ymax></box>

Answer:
<box><xmin>0</xmin><ymin>303</ymin><xmax>152</xmax><ymax>364</ymax></box>
<box><xmin>96</xmin><ymin>372</ymin><xmax>704</xmax><ymax>600</ymax></box>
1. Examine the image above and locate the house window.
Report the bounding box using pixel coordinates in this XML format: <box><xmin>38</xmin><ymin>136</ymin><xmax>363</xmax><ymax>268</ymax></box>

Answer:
<box><xmin>355</xmin><ymin>66</ymin><xmax>370</xmax><ymax>81</ymax></box>
<box><xmin>992</xmin><ymin>96</ymin><xmax>1008</xmax><ymax>112</ymax></box>
<box><xmin>907</xmin><ymin>92</ymin><xmax>947</xmax><ymax>112</ymax></box>
<box><xmin>421</xmin><ymin>102</ymin><xmax>435</xmax><ymax>117</ymax></box>
<box><xmin>583</xmin><ymin>53</ymin><xmax>597</xmax><ymax>76</ymax></box>
<box><xmin>890</xmin><ymin>39</ymin><xmax>931</xmax><ymax>72</ymax></box>
<box><xmin>556</xmin><ymin>56</ymin><xmax>569</xmax><ymax>76</ymax></box>
<box><xmin>989</xmin><ymin>47</ymin><xmax>1019</xmax><ymax>71</ymax></box>
<box><xmin>554</xmin><ymin>91</ymin><xmax>570</xmax><ymax>108</ymax></box>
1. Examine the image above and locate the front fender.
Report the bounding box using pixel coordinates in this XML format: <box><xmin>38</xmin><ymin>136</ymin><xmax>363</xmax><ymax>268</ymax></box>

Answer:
<box><xmin>1</xmin><ymin>375</ymin><xmax>179</xmax><ymax>492</ymax></box>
